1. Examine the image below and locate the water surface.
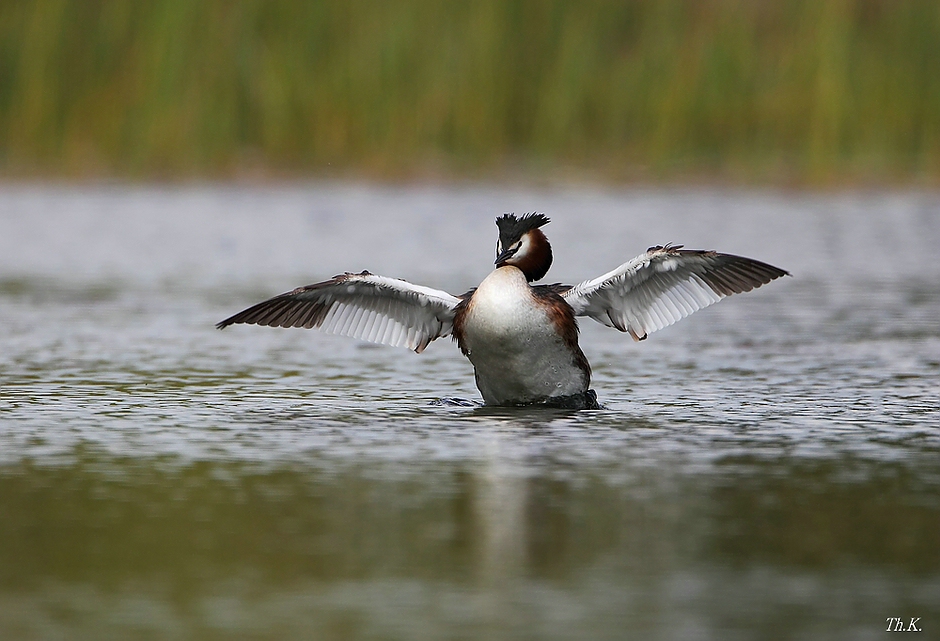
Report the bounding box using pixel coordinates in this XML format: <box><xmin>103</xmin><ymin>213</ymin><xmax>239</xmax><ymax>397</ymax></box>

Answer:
<box><xmin>1</xmin><ymin>184</ymin><xmax>938</xmax><ymax>640</ymax></box>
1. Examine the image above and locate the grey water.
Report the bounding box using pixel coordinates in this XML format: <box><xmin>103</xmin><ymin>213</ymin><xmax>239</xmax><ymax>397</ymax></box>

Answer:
<box><xmin>0</xmin><ymin>184</ymin><xmax>938</xmax><ymax>640</ymax></box>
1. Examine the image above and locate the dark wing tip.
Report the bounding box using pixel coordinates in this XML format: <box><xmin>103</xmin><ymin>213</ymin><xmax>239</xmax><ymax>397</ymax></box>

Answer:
<box><xmin>699</xmin><ymin>254</ymin><xmax>789</xmax><ymax>296</ymax></box>
<box><xmin>217</xmin><ymin>305</ymin><xmax>264</xmax><ymax>329</ymax></box>
<box><xmin>215</xmin><ymin>290</ymin><xmax>333</xmax><ymax>331</ymax></box>
<box><xmin>734</xmin><ymin>256</ymin><xmax>790</xmax><ymax>284</ymax></box>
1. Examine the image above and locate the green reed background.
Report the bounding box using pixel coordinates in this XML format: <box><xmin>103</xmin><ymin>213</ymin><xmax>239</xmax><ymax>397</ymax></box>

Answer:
<box><xmin>1</xmin><ymin>0</ymin><xmax>938</xmax><ymax>183</ymax></box>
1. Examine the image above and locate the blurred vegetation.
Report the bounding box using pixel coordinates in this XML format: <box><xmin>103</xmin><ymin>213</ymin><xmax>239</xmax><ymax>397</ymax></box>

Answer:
<box><xmin>0</xmin><ymin>0</ymin><xmax>938</xmax><ymax>184</ymax></box>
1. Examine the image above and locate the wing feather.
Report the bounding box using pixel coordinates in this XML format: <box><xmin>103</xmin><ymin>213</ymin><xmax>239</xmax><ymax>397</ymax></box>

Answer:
<box><xmin>563</xmin><ymin>246</ymin><xmax>788</xmax><ymax>340</ymax></box>
<box><xmin>217</xmin><ymin>271</ymin><xmax>461</xmax><ymax>353</ymax></box>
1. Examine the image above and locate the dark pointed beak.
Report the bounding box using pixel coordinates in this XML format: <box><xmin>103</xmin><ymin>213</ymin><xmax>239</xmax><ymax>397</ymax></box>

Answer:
<box><xmin>495</xmin><ymin>246</ymin><xmax>517</xmax><ymax>265</ymax></box>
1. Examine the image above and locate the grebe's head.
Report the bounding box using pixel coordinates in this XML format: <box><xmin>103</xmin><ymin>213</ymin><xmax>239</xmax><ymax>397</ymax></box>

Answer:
<box><xmin>494</xmin><ymin>213</ymin><xmax>552</xmax><ymax>282</ymax></box>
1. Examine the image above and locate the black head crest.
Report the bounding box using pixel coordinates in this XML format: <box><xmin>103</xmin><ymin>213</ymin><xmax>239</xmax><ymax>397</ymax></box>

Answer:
<box><xmin>495</xmin><ymin>213</ymin><xmax>550</xmax><ymax>244</ymax></box>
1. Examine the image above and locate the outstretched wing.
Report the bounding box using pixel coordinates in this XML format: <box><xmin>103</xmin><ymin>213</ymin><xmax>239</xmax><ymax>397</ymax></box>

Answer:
<box><xmin>563</xmin><ymin>245</ymin><xmax>788</xmax><ymax>341</ymax></box>
<box><xmin>217</xmin><ymin>271</ymin><xmax>462</xmax><ymax>353</ymax></box>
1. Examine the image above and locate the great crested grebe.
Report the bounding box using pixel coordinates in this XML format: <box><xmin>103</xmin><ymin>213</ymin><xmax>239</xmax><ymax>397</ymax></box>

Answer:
<box><xmin>218</xmin><ymin>214</ymin><xmax>788</xmax><ymax>408</ymax></box>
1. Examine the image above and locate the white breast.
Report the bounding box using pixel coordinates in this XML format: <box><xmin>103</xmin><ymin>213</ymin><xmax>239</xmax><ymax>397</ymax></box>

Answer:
<box><xmin>461</xmin><ymin>267</ymin><xmax>588</xmax><ymax>405</ymax></box>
